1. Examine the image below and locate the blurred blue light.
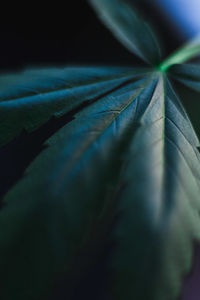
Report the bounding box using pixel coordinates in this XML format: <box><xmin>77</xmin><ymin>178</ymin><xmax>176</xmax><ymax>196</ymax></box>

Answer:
<box><xmin>153</xmin><ymin>0</ymin><xmax>200</xmax><ymax>38</ymax></box>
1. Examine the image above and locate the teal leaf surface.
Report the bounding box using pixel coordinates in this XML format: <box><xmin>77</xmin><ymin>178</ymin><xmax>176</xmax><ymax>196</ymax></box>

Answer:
<box><xmin>110</xmin><ymin>74</ymin><xmax>200</xmax><ymax>300</ymax></box>
<box><xmin>89</xmin><ymin>0</ymin><xmax>161</xmax><ymax>64</ymax></box>
<box><xmin>0</xmin><ymin>70</ymin><xmax>152</xmax><ymax>300</ymax></box>
<box><xmin>1</xmin><ymin>68</ymin><xmax>200</xmax><ymax>300</ymax></box>
<box><xmin>0</xmin><ymin>66</ymin><xmax>148</xmax><ymax>146</ymax></box>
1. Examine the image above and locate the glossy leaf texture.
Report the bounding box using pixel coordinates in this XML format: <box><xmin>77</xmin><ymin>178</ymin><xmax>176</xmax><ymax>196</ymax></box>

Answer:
<box><xmin>1</xmin><ymin>67</ymin><xmax>200</xmax><ymax>300</ymax></box>
<box><xmin>0</xmin><ymin>66</ymin><xmax>147</xmax><ymax>146</ymax></box>
<box><xmin>89</xmin><ymin>0</ymin><xmax>161</xmax><ymax>64</ymax></box>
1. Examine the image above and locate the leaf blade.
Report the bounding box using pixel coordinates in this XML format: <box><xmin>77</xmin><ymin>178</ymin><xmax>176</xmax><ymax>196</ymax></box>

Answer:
<box><xmin>88</xmin><ymin>0</ymin><xmax>161</xmax><ymax>64</ymax></box>
<box><xmin>0</xmin><ymin>66</ymin><xmax>149</xmax><ymax>146</ymax></box>
<box><xmin>1</xmin><ymin>67</ymin><xmax>200</xmax><ymax>300</ymax></box>
<box><xmin>110</xmin><ymin>74</ymin><xmax>200</xmax><ymax>300</ymax></box>
<box><xmin>0</xmin><ymin>70</ymin><xmax>153</xmax><ymax>300</ymax></box>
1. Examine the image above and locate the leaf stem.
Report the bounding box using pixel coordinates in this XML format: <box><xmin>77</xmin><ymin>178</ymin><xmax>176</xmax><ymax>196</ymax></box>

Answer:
<box><xmin>157</xmin><ymin>35</ymin><xmax>200</xmax><ymax>72</ymax></box>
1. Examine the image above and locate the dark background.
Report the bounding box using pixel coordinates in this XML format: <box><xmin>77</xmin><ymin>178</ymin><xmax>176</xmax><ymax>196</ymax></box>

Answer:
<box><xmin>0</xmin><ymin>0</ymin><xmax>182</xmax><ymax>73</ymax></box>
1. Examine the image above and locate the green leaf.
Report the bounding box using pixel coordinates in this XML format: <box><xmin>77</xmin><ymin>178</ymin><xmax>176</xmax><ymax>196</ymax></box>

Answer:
<box><xmin>0</xmin><ymin>70</ymin><xmax>152</xmax><ymax>300</ymax></box>
<box><xmin>1</xmin><ymin>68</ymin><xmax>200</xmax><ymax>300</ymax></box>
<box><xmin>0</xmin><ymin>66</ymin><xmax>148</xmax><ymax>146</ymax></box>
<box><xmin>88</xmin><ymin>0</ymin><xmax>161</xmax><ymax>64</ymax></box>
<box><xmin>170</xmin><ymin>63</ymin><xmax>200</xmax><ymax>92</ymax></box>
<box><xmin>110</xmin><ymin>74</ymin><xmax>200</xmax><ymax>300</ymax></box>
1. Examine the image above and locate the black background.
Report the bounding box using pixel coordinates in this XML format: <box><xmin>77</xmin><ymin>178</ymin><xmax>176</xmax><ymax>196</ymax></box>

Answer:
<box><xmin>0</xmin><ymin>0</ymin><xmax>182</xmax><ymax>73</ymax></box>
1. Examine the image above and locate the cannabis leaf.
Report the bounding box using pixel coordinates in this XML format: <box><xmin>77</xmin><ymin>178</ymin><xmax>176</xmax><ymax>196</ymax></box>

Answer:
<box><xmin>0</xmin><ymin>1</ymin><xmax>200</xmax><ymax>300</ymax></box>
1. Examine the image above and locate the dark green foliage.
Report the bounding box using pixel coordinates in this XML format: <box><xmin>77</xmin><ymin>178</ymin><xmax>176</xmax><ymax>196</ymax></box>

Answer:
<box><xmin>1</xmin><ymin>1</ymin><xmax>200</xmax><ymax>300</ymax></box>
<box><xmin>0</xmin><ymin>66</ymin><xmax>142</xmax><ymax>146</ymax></box>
